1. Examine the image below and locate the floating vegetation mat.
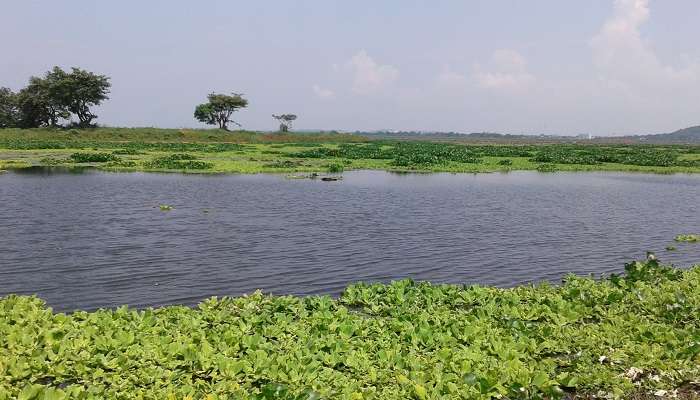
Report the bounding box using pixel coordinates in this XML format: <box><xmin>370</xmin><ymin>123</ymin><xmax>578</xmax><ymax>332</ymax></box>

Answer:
<box><xmin>675</xmin><ymin>234</ymin><xmax>700</xmax><ymax>243</ymax></box>
<box><xmin>1</xmin><ymin>259</ymin><xmax>700</xmax><ymax>399</ymax></box>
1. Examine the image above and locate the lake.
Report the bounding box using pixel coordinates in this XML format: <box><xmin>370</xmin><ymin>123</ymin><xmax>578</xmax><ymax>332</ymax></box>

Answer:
<box><xmin>1</xmin><ymin>168</ymin><xmax>699</xmax><ymax>311</ymax></box>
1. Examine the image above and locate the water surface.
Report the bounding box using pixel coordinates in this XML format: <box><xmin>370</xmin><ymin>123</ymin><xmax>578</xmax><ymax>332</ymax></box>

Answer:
<box><xmin>1</xmin><ymin>169</ymin><xmax>699</xmax><ymax>311</ymax></box>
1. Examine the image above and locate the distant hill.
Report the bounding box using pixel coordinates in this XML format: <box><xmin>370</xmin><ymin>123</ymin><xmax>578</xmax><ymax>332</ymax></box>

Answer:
<box><xmin>611</xmin><ymin>126</ymin><xmax>700</xmax><ymax>144</ymax></box>
<box><xmin>357</xmin><ymin>130</ymin><xmax>576</xmax><ymax>143</ymax></box>
<box><xmin>356</xmin><ymin>126</ymin><xmax>700</xmax><ymax>144</ymax></box>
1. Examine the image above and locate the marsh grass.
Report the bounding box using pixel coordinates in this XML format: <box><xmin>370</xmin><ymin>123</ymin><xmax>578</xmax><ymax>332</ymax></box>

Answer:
<box><xmin>1</xmin><ymin>128</ymin><xmax>699</xmax><ymax>174</ymax></box>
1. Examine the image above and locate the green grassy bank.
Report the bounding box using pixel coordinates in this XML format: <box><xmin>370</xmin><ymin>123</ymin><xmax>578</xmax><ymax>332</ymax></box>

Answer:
<box><xmin>1</xmin><ymin>259</ymin><xmax>700</xmax><ymax>399</ymax></box>
<box><xmin>1</xmin><ymin>128</ymin><xmax>699</xmax><ymax>174</ymax></box>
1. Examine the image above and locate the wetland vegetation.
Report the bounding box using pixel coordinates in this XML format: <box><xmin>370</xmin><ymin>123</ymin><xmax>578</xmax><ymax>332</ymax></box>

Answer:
<box><xmin>1</xmin><ymin>128</ymin><xmax>699</xmax><ymax>175</ymax></box>
<box><xmin>2</xmin><ymin>259</ymin><xmax>700</xmax><ymax>399</ymax></box>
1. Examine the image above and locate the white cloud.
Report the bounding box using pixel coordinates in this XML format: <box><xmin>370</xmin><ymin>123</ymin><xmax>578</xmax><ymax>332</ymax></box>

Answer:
<box><xmin>312</xmin><ymin>84</ymin><xmax>334</xmax><ymax>99</ymax></box>
<box><xmin>590</xmin><ymin>0</ymin><xmax>699</xmax><ymax>88</ymax></box>
<box><xmin>436</xmin><ymin>65</ymin><xmax>468</xmax><ymax>88</ymax></box>
<box><xmin>473</xmin><ymin>49</ymin><xmax>535</xmax><ymax>90</ymax></box>
<box><xmin>347</xmin><ymin>50</ymin><xmax>399</xmax><ymax>94</ymax></box>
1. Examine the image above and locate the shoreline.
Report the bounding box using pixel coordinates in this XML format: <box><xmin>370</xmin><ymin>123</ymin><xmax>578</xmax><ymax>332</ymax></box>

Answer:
<box><xmin>1</xmin><ymin>128</ymin><xmax>699</xmax><ymax>175</ymax></box>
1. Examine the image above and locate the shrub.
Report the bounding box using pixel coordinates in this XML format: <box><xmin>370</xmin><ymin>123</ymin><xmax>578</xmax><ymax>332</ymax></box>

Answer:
<box><xmin>69</xmin><ymin>152</ymin><xmax>119</xmax><ymax>163</ymax></box>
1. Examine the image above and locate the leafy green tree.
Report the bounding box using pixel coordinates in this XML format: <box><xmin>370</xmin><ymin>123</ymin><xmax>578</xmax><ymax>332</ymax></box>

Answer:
<box><xmin>16</xmin><ymin>73</ymin><xmax>69</xmax><ymax>128</ymax></box>
<box><xmin>10</xmin><ymin>67</ymin><xmax>110</xmax><ymax>128</ymax></box>
<box><xmin>194</xmin><ymin>92</ymin><xmax>248</xmax><ymax>130</ymax></box>
<box><xmin>272</xmin><ymin>114</ymin><xmax>297</xmax><ymax>132</ymax></box>
<box><xmin>0</xmin><ymin>87</ymin><xmax>19</xmax><ymax>128</ymax></box>
<box><xmin>54</xmin><ymin>67</ymin><xmax>111</xmax><ymax>127</ymax></box>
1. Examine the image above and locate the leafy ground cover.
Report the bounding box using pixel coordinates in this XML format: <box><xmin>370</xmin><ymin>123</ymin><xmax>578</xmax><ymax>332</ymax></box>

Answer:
<box><xmin>1</xmin><ymin>259</ymin><xmax>699</xmax><ymax>399</ymax></box>
<box><xmin>1</xmin><ymin>128</ymin><xmax>699</xmax><ymax>174</ymax></box>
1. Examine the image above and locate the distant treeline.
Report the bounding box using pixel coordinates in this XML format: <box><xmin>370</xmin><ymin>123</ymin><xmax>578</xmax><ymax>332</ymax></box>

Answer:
<box><xmin>0</xmin><ymin>67</ymin><xmax>110</xmax><ymax>129</ymax></box>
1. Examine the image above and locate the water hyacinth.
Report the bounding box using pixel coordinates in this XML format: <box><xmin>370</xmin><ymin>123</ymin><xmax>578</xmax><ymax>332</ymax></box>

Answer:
<box><xmin>675</xmin><ymin>234</ymin><xmax>699</xmax><ymax>243</ymax></box>
<box><xmin>1</xmin><ymin>259</ymin><xmax>699</xmax><ymax>399</ymax></box>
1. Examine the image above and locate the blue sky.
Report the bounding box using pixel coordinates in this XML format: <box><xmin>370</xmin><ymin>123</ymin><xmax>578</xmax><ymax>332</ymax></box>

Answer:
<box><xmin>2</xmin><ymin>1</ymin><xmax>699</xmax><ymax>135</ymax></box>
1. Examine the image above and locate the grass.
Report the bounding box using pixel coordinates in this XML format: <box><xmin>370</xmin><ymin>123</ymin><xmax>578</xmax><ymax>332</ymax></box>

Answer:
<box><xmin>0</xmin><ymin>128</ymin><xmax>699</xmax><ymax>175</ymax></box>
<box><xmin>1</xmin><ymin>259</ymin><xmax>699</xmax><ymax>399</ymax></box>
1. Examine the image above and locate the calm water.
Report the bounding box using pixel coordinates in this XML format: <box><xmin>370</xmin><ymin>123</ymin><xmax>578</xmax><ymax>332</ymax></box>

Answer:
<box><xmin>1</xmin><ymin>168</ymin><xmax>699</xmax><ymax>311</ymax></box>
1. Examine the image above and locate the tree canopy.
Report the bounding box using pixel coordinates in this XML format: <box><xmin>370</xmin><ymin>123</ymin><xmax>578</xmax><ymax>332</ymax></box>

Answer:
<box><xmin>272</xmin><ymin>114</ymin><xmax>297</xmax><ymax>132</ymax></box>
<box><xmin>1</xmin><ymin>66</ymin><xmax>110</xmax><ymax>128</ymax></box>
<box><xmin>57</xmin><ymin>67</ymin><xmax>111</xmax><ymax>127</ymax></box>
<box><xmin>194</xmin><ymin>93</ymin><xmax>248</xmax><ymax>131</ymax></box>
<box><xmin>0</xmin><ymin>87</ymin><xmax>19</xmax><ymax>128</ymax></box>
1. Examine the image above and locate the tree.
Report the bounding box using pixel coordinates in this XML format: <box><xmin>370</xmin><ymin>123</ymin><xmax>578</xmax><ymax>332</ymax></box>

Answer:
<box><xmin>272</xmin><ymin>114</ymin><xmax>297</xmax><ymax>132</ymax></box>
<box><xmin>0</xmin><ymin>87</ymin><xmax>19</xmax><ymax>128</ymax></box>
<box><xmin>194</xmin><ymin>92</ymin><xmax>248</xmax><ymax>130</ymax></box>
<box><xmin>16</xmin><ymin>72</ymin><xmax>69</xmax><ymax>128</ymax></box>
<box><xmin>54</xmin><ymin>67</ymin><xmax>111</xmax><ymax>127</ymax></box>
<box><xmin>9</xmin><ymin>66</ymin><xmax>110</xmax><ymax>128</ymax></box>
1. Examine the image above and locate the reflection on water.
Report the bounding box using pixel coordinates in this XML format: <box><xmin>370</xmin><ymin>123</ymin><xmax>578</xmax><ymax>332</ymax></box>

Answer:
<box><xmin>1</xmin><ymin>169</ymin><xmax>699</xmax><ymax>311</ymax></box>
<box><xmin>11</xmin><ymin>166</ymin><xmax>95</xmax><ymax>175</ymax></box>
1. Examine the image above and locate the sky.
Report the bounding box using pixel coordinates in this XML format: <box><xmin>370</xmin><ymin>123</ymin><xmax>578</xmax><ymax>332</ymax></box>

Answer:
<box><xmin>2</xmin><ymin>0</ymin><xmax>699</xmax><ymax>135</ymax></box>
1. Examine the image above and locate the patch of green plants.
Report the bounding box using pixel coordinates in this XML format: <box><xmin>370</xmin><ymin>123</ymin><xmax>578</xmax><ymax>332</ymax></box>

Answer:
<box><xmin>104</xmin><ymin>159</ymin><xmax>137</xmax><ymax>168</ymax></box>
<box><xmin>326</xmin><ymin>163</ymin><xmax>344</xmax><ymax>173</ymax></box>
<box><xmin>38</xmin><ymin>157</ymin><xmax>69</xmax><ymax>165</ymax></box>
<box><xmin>675</xmin><ymin>234</ymin><xmax>699</xmax><ymax>243</ymax></box>
<box><xmin>69</xmin><ymin>152</ymin><xmax>120</xmax><ymax>163</ymax></box>
<box><xmin>1</xmin><ymin>259</ymin><xmax>699</xmax><ymax>399</ymax></box>
<box><xmin>263</xmin><ymin>160</ymin><xmax>304</xmax><ymax>169</ymax></box>
<box><xmin>498</xmin><ymin>159</ymin><xmax>513</xmax><ymax>166</ymax></box>
<box><xmin>292</xmin><ymin>142</ymin><xmax>485</xmax><ymax>168</ymax></box>
<box><xmin>536</xmin><ymin>163</ymin><xmax>559</xmax><ymax>172</ymax></box>
<box><xmin>112</xmin><ymin>148</ymin><xmax>142</xmax><ymax>155</ymax></box>
<box><xmin>0</xmin><ymin>139</ymin><xmax>247</xmax><ymax>153</ymax></box>
<box><xmin>530</xmin><ymin>145</ymin><xmax>687</xmax><ymax>167</ymax></box>
<box><xmin>144</xmin><ymin>154</ymin><xmax>213</xmax><ymax>170</ymax></box>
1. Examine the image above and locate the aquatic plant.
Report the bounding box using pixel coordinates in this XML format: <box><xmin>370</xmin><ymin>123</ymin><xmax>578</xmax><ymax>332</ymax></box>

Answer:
<box><xmin>144</xmin><ymin>154</ymin><xmax>213</xmax><ymax>170</ymax></box>
<box><xmin>536</xmin><ymin>163</ymin><xmax>559</xmax><ymax>172</ymax></box>
<box><xmin>498</xmin><ymin>159</ymin><xmax>513</xmax><ymax>166</ymax></box>
<box><xmin>159</xmin><ymin>204</ymin><xmax>173</xmax><ymax>211</ymax></box>
<box><xmin>69</xmin><ymin>152</ymin><xmax>120</xmax><ymax>163</ymax></box>
<box><xmin>263</xmin><ymin>160</ymin><xmax>304</xmax><ymax>169</ymax></box>
<box><xmin>675</xmin><ymin>234</ymin><xmax>699</xmax><ymax>242</ymax></box>
<box><xmin>38</xmin><ymin>157</ymin><xmax>69</xmax><ymax>165</ymax></box>
<box><xmin>530</xmin><ymin>145</ymin><xmax>684</xmax><ymax>167</ymax></box>
<box><xmin>160</xmin><ymin>153</ymin><xmax>198</xmax><ymax>160</ymax></box>
<box><xmin>112</xmin><ymin>148</ymin><xmax>142</xmax><ymax>155</ymax></box>
<box><xmin>1</xmin><ymin>259</ymin><xmax>699</xmax><ymax>399</ymax></box>
<box><xmin>105</xmin><ymin>159</ymin><xmax>137</xmax><ymax>168</ymax></box>
<box><xmin>326</xmin><ymin>163</ymin><xmax>344</xmax><ymax>173</ymax></box>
